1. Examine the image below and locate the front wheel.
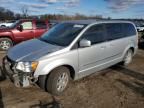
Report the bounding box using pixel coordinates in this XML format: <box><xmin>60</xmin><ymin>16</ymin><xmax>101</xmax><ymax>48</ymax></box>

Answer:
<box><xmin>46</xmin><ymin>66</ymin><xmax>70</xmax><ymax>95</ymax></box>
<box><xmin>122</xmin><ymin>49</ymin><xmax>133</xmax><ymax>66</ymax></box>
<box><xmin>0</xmin><ymin>38</ymin><xmax>13</xmax><ymax>51</ymax></box>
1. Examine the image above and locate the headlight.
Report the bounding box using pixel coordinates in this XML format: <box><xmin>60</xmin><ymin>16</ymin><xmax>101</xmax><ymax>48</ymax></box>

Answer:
<box><xmin>16</xmin><ymin>61</ymin><xmax>38</xmax><ymax>72</ymax></box>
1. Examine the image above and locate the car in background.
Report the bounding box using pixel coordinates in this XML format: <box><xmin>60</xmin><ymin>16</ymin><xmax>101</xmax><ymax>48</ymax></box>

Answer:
<box><xmin>0</xmin><ymin>20</ymin><xmax>16</xmax><ymax>28</ymax></box>
<box><xmin>0</xmin><ymin>19</ymin><xmax>50</xmax><ymax>50</ymax></box>
<box><xmin>49</xmin><ymin>20</ymin><xmax>60</xmax><ymax>28</ymax></box>
<box><xmin>136</xmin><ymin>25</ymin><xmax>144</xmax><ymax>32</ymax></box>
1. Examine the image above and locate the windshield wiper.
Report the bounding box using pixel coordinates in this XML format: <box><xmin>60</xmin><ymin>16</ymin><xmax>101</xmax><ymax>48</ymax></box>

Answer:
<box><xmin>39</xmin><ymin>38</ymin><xmax>59</xmax><ymax>46</ymax></box>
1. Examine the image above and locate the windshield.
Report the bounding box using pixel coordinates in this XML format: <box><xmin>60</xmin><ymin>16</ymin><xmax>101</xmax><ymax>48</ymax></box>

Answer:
<box><xmin>39</xmin><ymin>23</ymin><xmax>86</xmax><ymax>46</ymax></box>
<box><xmin>9</xmin><ymin>20</ymin><xmax>20</xmax><ymax>28</ymax></box>
<box><xmin>7</xmin><ymin>20</ymin><xmax>16</xmax><ymax>23</ymax></box>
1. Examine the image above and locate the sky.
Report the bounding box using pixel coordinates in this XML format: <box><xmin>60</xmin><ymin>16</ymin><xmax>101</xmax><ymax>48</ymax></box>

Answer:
<box><xmin>0</xmin><ymin>0</ymin><xmax>144</xmax><ymax>19</ymax></box>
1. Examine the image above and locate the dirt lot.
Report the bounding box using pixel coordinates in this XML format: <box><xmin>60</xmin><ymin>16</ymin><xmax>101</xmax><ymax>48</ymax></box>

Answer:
<box><xmin>0</xmin><ymin>44</ymin><xmax>144</xmax><ymax>108</ymax></box>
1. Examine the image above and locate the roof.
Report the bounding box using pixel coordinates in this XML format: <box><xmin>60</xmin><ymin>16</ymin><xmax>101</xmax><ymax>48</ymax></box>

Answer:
<box><xmin>61</xmin><ymin>19</ymin><xmax>133</xmax><ymax>25</ymax></box>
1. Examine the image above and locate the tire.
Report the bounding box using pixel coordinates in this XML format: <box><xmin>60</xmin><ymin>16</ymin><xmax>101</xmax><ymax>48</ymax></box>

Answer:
<box><xmin>122</xmin><ymin>49</ymin><xmax>133</xmax><ymax>66</ymax></box>
<box><xmin>1</xmin><ymin>25</ymin><xmax>6</xmax><ymax>28</ymax></box>
<box><xmin>46</xmin><ymin>66</ymin><xmax>70</xmax><ymax>95</ymax></box>
<box><xmin>0</xmin><ymin>38</ymin><xmax>13</xmax><ymax>51</ymax></box>
<box><xmin>37</xmin><ymin>75</ymin><xmax>47</xmax><ymax>90</ymax></box>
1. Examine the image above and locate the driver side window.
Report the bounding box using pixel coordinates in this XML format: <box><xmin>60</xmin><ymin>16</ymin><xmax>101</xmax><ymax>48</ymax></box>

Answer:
<box><xmin>82</xmin><ymin>24</ymin><xmax>106</xmax><ymax>45</ymax></box>
<box><xmin>21</xmin><ymin>21</ymin><xmax>33</xmax><ymax>30</ymax></box>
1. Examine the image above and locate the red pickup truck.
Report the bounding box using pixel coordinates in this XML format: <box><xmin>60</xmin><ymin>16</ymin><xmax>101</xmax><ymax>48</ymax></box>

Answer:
<box><xmin>0</xmin><ymin>19</ymin><xmax>50</xmax><ymax>50</ymax></box>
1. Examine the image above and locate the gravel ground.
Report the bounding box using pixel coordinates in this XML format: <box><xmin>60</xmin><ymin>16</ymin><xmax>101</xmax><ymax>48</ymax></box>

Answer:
<box><xmin>0</xmin><ymin>45</ymin><xmax>144</xmax><ymax>108</ymax></box>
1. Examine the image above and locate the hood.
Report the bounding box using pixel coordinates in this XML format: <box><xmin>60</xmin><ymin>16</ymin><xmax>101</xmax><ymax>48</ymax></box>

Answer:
<box><xmin>7</xmin><ymin>39</ymin><xmax>64</xmax><ymax>62</ymax></box>
<box><xmin>0</xmin><ymin>27</ymin><xmax>12</xmax><ymax>32</ymax></box>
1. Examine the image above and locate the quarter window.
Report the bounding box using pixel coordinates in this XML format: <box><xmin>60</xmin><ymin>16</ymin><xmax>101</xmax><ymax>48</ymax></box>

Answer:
<box><xmin>82</xmin><ymin>24</ymin><xmax>106</xmax><ymax>45</ymax></box>
<box><xmin>123</xmin><ymin>23</ymin><xmax>136</xmax><ymax>37</ymax></box>
<box><xmin>36</xmin><ymin>21</ymin><xmax>47</xmax><ymax>29</ymax></box>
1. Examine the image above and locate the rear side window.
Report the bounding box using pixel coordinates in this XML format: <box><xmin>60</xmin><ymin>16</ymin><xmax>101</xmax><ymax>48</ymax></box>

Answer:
<box><xmin>123</xmin><ymin>23</ymin><xmax>136</xmax><ymax>37</ymax></box>
<box><xmin>36</xmin><ymin>21</ymin><xmax>47</xmax><ymax>29</ymax></box>
<box><xmin>82</xmin><ymin>24</ymin><xmax>106</xmax><ymax>45</ymax></box>
<box><xmin>105</xmin><ymin>23</ymin><xmax>123</xmax><ymax>40</ymax></box>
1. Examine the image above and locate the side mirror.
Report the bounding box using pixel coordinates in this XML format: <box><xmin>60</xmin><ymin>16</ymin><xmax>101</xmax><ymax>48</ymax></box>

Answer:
<box><xmin>79</xmin><ymin>39</ymin><xmax>91</xmax><ymax>48</ymax></box>
<box><xmin>17</xmin><ymin>25</ymin><xmax>23</xmax><ymax>31</ymax></box>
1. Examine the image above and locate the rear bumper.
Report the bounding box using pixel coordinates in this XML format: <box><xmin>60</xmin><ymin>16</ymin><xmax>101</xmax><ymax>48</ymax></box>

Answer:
<box><xmin>2</xmin><ymin>56</ymin><xmax>35</xmax><ymax>87</ymax></box>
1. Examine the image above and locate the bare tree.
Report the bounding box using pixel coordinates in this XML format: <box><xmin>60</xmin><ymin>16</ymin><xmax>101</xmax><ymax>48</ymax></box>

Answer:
<box><xmin>21</xmin><ymin>6</ymin><xmax>29</xmax><ymax>18</ymax></box>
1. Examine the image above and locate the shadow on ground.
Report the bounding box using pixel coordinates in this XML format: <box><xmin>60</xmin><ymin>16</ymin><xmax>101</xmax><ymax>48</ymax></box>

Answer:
<box><xmin>139</xmin><ymin>41</ymin><xmax>144</xmax><ymax>49</ymax></box>
<box><xmin>0</xmin><ymin>88</ymin><xmax>4</xmax><ymax>108</ymax></box>
<box><xmin>112</xmin><ymin>66</ymin><xmax>144</xmax><ymax>97</ymax></box>
<box><xmin>0</xmin><ymin>67</ymin><xmax>6</xmax><ymax>108</ymax></box>
<box><xmin>112</xmin><ymin>66</ymin><xmax>144</xmax><ymax>82</ymax></box>
<box><xmin>0</xmin><ymin>67</ymin><xmax>6</xmax><ymax>82</ymax></box>
<box><xmin>117</xmin><ymin>79</ymin><xmax>144</xmax><ymax>97</ymax></box>
<box><xmin>30</xmin><ymin>96</ymin><xmax>62</xmax><ymax>108</ymax></box>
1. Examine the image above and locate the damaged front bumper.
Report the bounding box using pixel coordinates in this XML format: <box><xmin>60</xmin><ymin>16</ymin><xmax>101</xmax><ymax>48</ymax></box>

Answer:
<box><xmin>2</xmin><ymin>56</ymin><xmax>37</xmax><ymax>87</ymax></box>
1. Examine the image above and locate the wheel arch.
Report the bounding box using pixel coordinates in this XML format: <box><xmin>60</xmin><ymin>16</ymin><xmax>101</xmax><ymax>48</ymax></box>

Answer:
<box><xmin>37</xmin><ymin>64</ymin><xmax>76</xmax><ymax>91</ymax></box>
<box><xmin>122</xmin><ymin>45</ymin><xmax>135</xmax><ymax>60</ymax></box>
<box><xmin>35</xmin><ymin>61</ymin><xmax>77</xmax><ymax>80</ymax></box>
<box><xmin>61</xmin><ymin>65</ymin><xmax>75</xmax><ymax>79</ymax></box>
<box><xmin>47</xmin><ymin>64</ymin><xmax>76</xmax><ymax>80</ymax></box>
<box><xmin>0</xmin><ymin>36</ymin><xmax>14</xmax><ymax>44</ymax></box>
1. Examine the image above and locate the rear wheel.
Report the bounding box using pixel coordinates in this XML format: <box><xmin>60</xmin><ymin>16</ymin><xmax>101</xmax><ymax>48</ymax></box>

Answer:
<box><xmin>0</xmin><ymin>38</ymin><xmax>13</xmax><ymax>51</ymax></box>
<box><xmin>1</xmin><ymin>25</ymin><xmax>6</xmax><ymax>28</ymax></box>
<box><xmin>122</xmin><ymin>49</ymin><xmax>133</xmax><ymax>66</ymax></box>
<box><xmin>46</xmin><ymin>66</ymin><xmax>70</xmax><ymax>95</ymax></box>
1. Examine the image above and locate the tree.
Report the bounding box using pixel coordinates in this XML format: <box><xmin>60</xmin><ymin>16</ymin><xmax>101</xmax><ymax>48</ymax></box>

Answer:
<box><xmin>0</xmin><ymin>7</ymin><xmax>15</xmax><ymax>21</ymax></box>
<box><xmin>21</xmin><ymin>6</ymin><xmax>29</xmax><ymax>18</ymax></box>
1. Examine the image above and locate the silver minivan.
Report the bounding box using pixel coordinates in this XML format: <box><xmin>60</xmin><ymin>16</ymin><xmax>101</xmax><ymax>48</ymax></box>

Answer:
<box><xmin>2</xmin><ymin>20</ymin><xmax>138</xmax><ymax>95</ymax></box>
